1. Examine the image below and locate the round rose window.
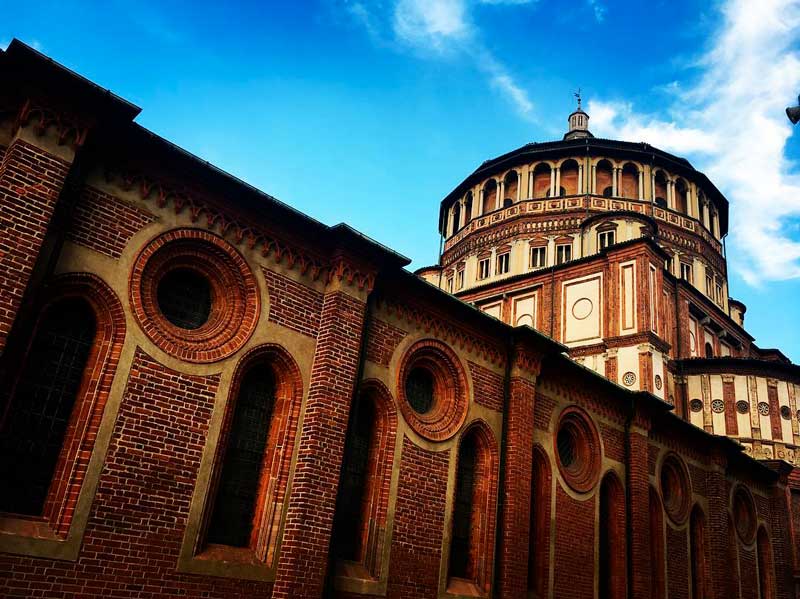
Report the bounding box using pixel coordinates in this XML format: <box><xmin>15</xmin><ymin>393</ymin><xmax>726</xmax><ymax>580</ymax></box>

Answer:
<box><xmin>732</xmin><ymin>486</ymin><xmax>756</xmax><ymax>544</ymax></box>
<box><xmin>554</xmin><ymin>407</ymin><xmax>601</xmax><ymax>493</ymax></box>
<box><xmin>156</xmin><ymin>268</ymin><xmax>212</xmax><ymax>330</ymax></box>
<box><xmin>660</xmin><ymin>453</ymin><xmax>691</xmax><ymax>524</ymax></box>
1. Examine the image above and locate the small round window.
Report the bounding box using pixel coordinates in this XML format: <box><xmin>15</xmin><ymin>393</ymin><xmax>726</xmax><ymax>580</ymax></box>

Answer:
<box><xmin>157</xmin><ymin>268</ymin><xmax>212</xmax><ymax>330</ymax></box>
<box><xmin>405</xmin><ymin>366</ymin><xmax>435</xmax><ymax>414</ymax></box>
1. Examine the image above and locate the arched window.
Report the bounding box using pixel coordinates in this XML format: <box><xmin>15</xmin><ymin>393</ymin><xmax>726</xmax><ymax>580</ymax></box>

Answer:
<box><xmin>649</xmin><ymin>487</ymin><xmax>666</xmax><ymax>599</ymax></box>
<box><xmin>690</xmin><ymin>506</ymin><xmax>709</xmax><ymax>599</ymax></box>
<box><xmin>464</xmin><ymin>192</ymin><xmax>473</xmax><ymax>225</ymax></box>
<box><xmin>621</xmin><ymin>163</ymin><xmax>639</xmax><ymax>199</ymax></box>
<box><xmin>207</xmin><ymin>365</ymin><xmax>276</xmax><ymax>548</ymax></box>
<box><xmin>599</xmin><ymin>472</ymin><xmax>626</xmax><ymax>599</ymax></box>
<box><xmin>560</xmin><ymin>159</ymin><xmax>579</xmax><ymax>195</ymax></box>
<box><xmin>333</xmin><ymin>382</ymin><xmax>396</xmax><ymax>579</ymax></box>
<box><xmin>504</xmin><ymin>170</ymin><xmax>518</xmax><ymax>203</ymax></box>
<box><xmin>532</xmin><ymin>164</ymin><xmax>551</xmax><ymax>199</ymax></box>
<box><xmin>654</xmin><ymin>171</ymin><xmax>668</xmax><ymax>206</ymax></box>
<box><xmin>447</xmin><ymin>423</ymin><xmax>498</xmax><ymax>594</ymax></box>
<box><xmin>596</xmin><ymin>160</ymin><xmax>613</xmax><ymax>196</ymax></box>
<box><xmin>675</xmin><ymin>179</ymin><xmax>688</xmax><ymax>214</ymax></box>
<box><xmin>482</xmin><ymin>180</ymin><xmax>497</xmax><ymax>215</ymax></box>
<box><xmin>705</xmin><ymin>342</ymin><xmax>714</xmax><ymax>358</ymax></box>
<box><xmin>757</xmin><ymin>526</ymin><xmax>775</xmax><ymax>599</ymax></box>
<box><xmin>528</xmin><ymin>447</ymin><xmax>551</xmax><ymax>597</ymax></box>
<box><xmin>0</xmin><ymin>298</ymin><xmax>96</xmax><ymax>516</ymax></box>
<box><xmin>452</xmin><ymin>203</ymin><xmax>461</xmax><ymax>235</ymax></box>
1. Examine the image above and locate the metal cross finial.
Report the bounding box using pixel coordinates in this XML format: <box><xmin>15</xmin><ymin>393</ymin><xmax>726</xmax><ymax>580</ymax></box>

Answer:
<box><xmin>574</xmin><ymin>88</ymin><xmax>582</xmax><ymax>110</ymax></box>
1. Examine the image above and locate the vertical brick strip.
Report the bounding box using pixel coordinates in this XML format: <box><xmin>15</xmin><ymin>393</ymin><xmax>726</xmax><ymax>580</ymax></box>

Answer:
<box><xmin>497</xmin><ymin>375</ymin><xmax>536</xmax><ymax>598</ymax></box>
<box><xmin>767</xmin><ymin>384</ymin><xmax>781</xmax><ymax>441</ymax></box>
<box><xmin>723</xmin><ymin>378</ymin><xmax>738</xmax><ymax>435</ymax></box>
<box><xmin>627</xmin><ymin>428</ymin><xmax>651</xmax><ymax>599</ymax></box>
<box><xmin>272</xmin><ymin>287</ymin><xmax>368</xmax><ymax>599</ymax></box>
<box><xmin>706</xmin><ymin>455</ymin><xmax>732</xmax><ymax>599</ymax></box>
<box><xmin>0</xmin><ymin>138</ymin><xmax>72</xmax><ymax>354</ymax></box>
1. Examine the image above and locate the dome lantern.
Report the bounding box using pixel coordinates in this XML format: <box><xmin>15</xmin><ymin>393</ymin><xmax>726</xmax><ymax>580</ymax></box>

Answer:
<box><xmin>564</xmin><ymin>90</ymin><xmax>593</xmax><ymax>140</ymax></box>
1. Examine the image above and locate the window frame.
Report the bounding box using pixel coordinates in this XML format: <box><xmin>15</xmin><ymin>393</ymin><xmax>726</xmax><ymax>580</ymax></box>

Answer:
<box><xmin>478</xmin><ymin>258</ymin><xmax>491</xmax><ymax>280</ymax></box>
<box><xmin>530</xmin><ymin>245</ymin><xmax>546</xmax><ymax>269</ymax></box>
<box><xmin>496</xmin><ymin>252</ymin><xmax>510</xmax><ymax>276</ymax></box>
<box><xmin>556</xmin><ymin>243</ymin><xmax>572</xmax><ymax>265</ymax></box>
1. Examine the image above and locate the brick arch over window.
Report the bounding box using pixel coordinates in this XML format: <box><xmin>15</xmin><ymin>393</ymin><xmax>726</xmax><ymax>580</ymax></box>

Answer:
<box><xmin>598</xmin><ymin>471</ymin><xmax>626</xmax><ymax>599</ymax></box>
<box><xmin>649</xmin><ymin>486</ymin><xmax>666</xmax><ymax>599</ymax></box>
<box><xmin>757</xmin><ymin>526</ymin><xmax>776</xmax><ymax>599</ymax></box>
<box><xmin>690</xmin><ymin>505</ymin><xmax>710</xmax><ymax>599</ymax></box>
<box><xmin>447</xmin><ymin>420</ymin><xmax>499</xmax><ymax>596</ymax></box>
<box><xmin>332</xmin><ymin>378</ymin><xmax>397</xmax><ymax>580</ymax></box>
<box><xmin>0</xmin><ymin>272</ymin><xmax>125</xmax><ymax>538</ymax></box>
<box><xmin>528</xmin><ymin>444</ymin><xmax>551</xmax><ymax>598</ymax></box>
<box><xmin>199</xmin><ymin>343</ymin><xmax>302</xmax><ymax>567</ymax></box>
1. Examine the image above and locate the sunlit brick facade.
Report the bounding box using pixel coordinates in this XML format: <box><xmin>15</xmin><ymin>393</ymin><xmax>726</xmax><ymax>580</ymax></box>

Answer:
<box><xmin>1</xmin><ymin>39</ymin><xmax>798</xmax><ymax>599</ymax></box>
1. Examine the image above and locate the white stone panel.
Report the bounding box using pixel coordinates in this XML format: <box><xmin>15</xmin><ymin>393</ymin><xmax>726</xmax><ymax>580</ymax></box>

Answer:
<box><xmin>710</xmin><ymin>375</ymin><xmax>725</xmax><ymax>435</ymax></box>
<box><xmin>562</xmin><ymin>273</ymin><xmax>603</xmax><ymax>346</ymax></box>
<box><xmin>512</xmin><ymin>293</ymin><xmax>537</xmax><ymax>328</ymax></box>
<box><xmin>619</xmin><ymin>261</ymin><xmax>636</xmax><ymax>333</ymax></box>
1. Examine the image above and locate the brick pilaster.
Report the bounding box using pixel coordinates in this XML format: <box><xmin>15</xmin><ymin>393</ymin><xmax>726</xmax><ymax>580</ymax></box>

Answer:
<box><xmin>627</xmin><ymin>423</ymin><xmax>652</xmax><ymax>599</ymax></box>
<box><xmin>497</xmin><ymin>345</ymin><xmax>540</xmax><ymax>598</ymax></box>
<box><xmin>272</xmin><ymin>266</ymin><xmax>372</xmax><ymax>599</ymax></box>
<box><xmin>0</xmin><ymin>129</ymin><xmax>75</xmax><ymax>354</ymax></box>
<box><xmin>705</xmin><ymin>452</ymin><xmax>733</xmax><ymax>599</ymax></box>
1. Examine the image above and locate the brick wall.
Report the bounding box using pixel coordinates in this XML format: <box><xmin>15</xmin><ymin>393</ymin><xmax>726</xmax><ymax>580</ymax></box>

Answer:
<box><xmin>468</xmin><ymin>360</ymin><xmax>504</xmax><ymax>412</ymax></box>
<box><xmin>261</xmin><ymin>267</ymin><xmax>323</xmax><ymax>338</ymax></box>
<box><xmin>365</xmin><ymin>317</ymin><xmax>406</xmax><ymax>366</ymax></box>
<box><xmin>387</xmin><ymin>436</ymin><xmax>449</xmax><ymax>598</ymax></box>
<box><xmin>66</xmin><ymin>185</ymin><xmax>155</xmax><ymax>259</ymax></box>
<box><xmin>553</xmin><ymin>485</ymin><xmax>595</xmax><ymax>598</ymax></box>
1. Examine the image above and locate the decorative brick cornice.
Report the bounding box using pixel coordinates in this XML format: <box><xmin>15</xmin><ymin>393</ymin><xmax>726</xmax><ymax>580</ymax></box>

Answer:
<box><xmin>513</xmin><ymin>343</ymin><xmax>543</xmax><ymax>378</ymax></box>
<box><xmin>376</xmin><ymin>297</ymin><xmax>505</xmax><ymax>366</ymax></box>
<box><xmin>15</xmin><ymin>99</ymin><xmax>93</xmax><ymax>149</ymax></box>
<box><xmin>327</xmin><ymin>256</ymin><xmax>376</xmax><ymax>292</ymax></box>
<box><xmin>104</xmin><ymin>166</ymin><xmax>330</xmax><ymax>282</ymax></box>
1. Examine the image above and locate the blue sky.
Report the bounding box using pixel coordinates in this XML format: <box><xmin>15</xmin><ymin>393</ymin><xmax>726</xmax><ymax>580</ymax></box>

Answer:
<box><xmin>3</xmin><ymin>0</ymin><xmax>800</xmax><ymax>361</ymax></box>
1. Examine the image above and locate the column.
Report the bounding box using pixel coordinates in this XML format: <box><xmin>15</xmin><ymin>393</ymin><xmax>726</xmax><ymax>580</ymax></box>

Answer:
<box><xmin>273</xmin><ymin>258</ymin><xmax>374</xmax><ymax>599</ymax></box>
<box><xmin>638</xmin><ymin>171</ymin><xmax>644</xmax><ymax>200</ymax></box>
<box><xmin>496</xmin><ymin>344</ymin><xmax>541</xmax><ymax>598</ymax></box>
<box><xmin>527</xmin><ymin>170</ymin><xmax>533</xmax><ymax>199</ymax></box>
<box><xmin>612</xmin><ymin>167</ymin><xmax>619</xmax><ymax>197</ymax></box>
<box><xmin>591</xmin><ymin>164</ymin><xmax>597</xmax><ymax>194</ymax></box>
<box><xmin>516</xmin><ymin>171</ymin><xmax>522</xmax><ymax>202</ymax></box>
<box><xmin>0</xmin><ymin>101</ymin><xmax>87</xmax><ymax>355</ymax></box>
<box><xmin>667</xmin><ymin>180</ymin><xmax>674</xmax><ymax>209</ymax></box>
<box><xmin>497</xmin><ymin>179</ymin><xmax>504</xmax><ymax>210</ymax></box>
<box><xmin>479</xmin><ymin>189</ymin><xmax>486</xmax><ymax>216</ymax></box>
<box><xmin>549</xmin><ymin>168</ymin><xmax>556</xmax><ymax>197</ymax></box>
<box><xmin>578</xmin><ymin>164</ymin><xmax>584</xmax><ymax>194</ymax></box>
<box><xmin>554</xmin><ymin>166</ymin><xmax>561</xmax><ymax>196</ymax></box>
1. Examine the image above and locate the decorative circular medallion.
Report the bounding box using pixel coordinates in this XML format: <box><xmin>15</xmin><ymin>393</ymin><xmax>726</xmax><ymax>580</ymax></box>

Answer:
<box><xmin>660</xmin><ymin>453</ymin><xmax>691</xmax><ymax>525</ymax></box>
<box><xmin>690</xmin><ymin>399</ymin><xmax>703</xmax><ymax>413</ymax></box>
<box><xmin>711</xmin><ymin>399</ymin><xmax>725</xmax><ymax>414</ymax></box>
<box><xmin>757</xmin><ymin>402</ymin><xmax>770</xmax><ymax>416</ymax></box>
<box><xmin>130</xmin><ymin>228</ymin><xmax>260</xmax><ymax>363</ymax></box>
<box><xmin>654</xmin><ymin>375</ymin><xmax>663</xmax><ymax>390</ymax></box>
<box><xmin>622</xmin><ymin>371</ymin><xmax>637</xmax><ymax>387</ymax></box>
<box><xmin>396</xmin><ymin>339</ymin><xmax>468</xmax><ymax>442</ymax></box>
<box><xmin>732</xmin><ymin>486</ymin><xmax>756</xmax><ymax>544</ymax></box>
<box><xmin>554</xmin><ymin>406</ymin><xmax>601</xmax><ymax>493</ymax></box>
<box><xmin>781</xmin><ymin>405</ymin><xmax>792</xmax><ymax>420</ymax></box>
<box><xmin>736</xmin><ymin>400</ymin><xmax>750</xmax><ymax>415</ymax></box>
<box><xmin>571</xmin><ymin>298</ymin><xmax>593</xmax><ymax>320</ymax></box>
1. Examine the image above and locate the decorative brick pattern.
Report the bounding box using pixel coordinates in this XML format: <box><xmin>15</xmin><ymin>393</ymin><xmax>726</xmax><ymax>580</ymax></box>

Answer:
<box><xmin>261</xmin><ymin>267</ymin><xmax>323</xmax><ymax>338</ymax></box>
<box><xmin>365</xmin><ymin>317</ymin><xmax>406</xmax><ymax>366</ymax></box>
<box><xmin>0</xmin><ymin>138</ymin><xmax>72</xmax><ymax>354</ymax></box>
<box><xmin>387</xmin><ymin>436</ymin><xmax>449</xmax><ymax>598</ymax></box>
<box><xmin>66</xmin><ymin>185</ymin><xmax>155</xmax><ymax>258</ymax></box>
<box><xmin>468</xmin><ymin>360</ymin><xmax>505</xmax><ymax>413</ymax></box>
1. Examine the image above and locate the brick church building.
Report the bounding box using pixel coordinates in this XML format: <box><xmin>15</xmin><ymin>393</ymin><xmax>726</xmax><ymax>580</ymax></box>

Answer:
<box><xmin>1</xmin><ymin>39</ymin><xmax>798</xmax><ymax>598</ymax></box>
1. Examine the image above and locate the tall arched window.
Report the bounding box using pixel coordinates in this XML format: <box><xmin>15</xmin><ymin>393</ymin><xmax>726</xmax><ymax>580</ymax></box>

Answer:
<box><xmin>649</xmin><ymin>487</ymin><xmax>666</xmax><ymax>599</ymax></box>
<box><xmin>0</xmin><ymin>298</ymin><xmax>96</xmax><ymax>516</ymax></box>
<box><xmin>654</xmin><ymin>171</ymin><xmax>668</xmax><ymax>207</ymax></box>
<box><xmin>464</xmin><ymin>192</ymin><xmax>473</xmax><ymax>226</ymax></box>
<box><xmin>504</xmin><ymin>170</ymin><xmax>518</xmax><ymax>203</ymax></box>
<box><xmin>452</xmin><ymin>203</ymin><xmax>461</xmax><ymax>235</ymax></box>
<box><xmin>621</xmin><ymin>163</ymin><xmax>639</xmax><ymax>199</ymax></box>
<box><xmin>596</xmin><ymin>160</ymin><xmax>613</xmax><ymax>197</ymax></box>
<box><xmin>207</xmin><ymin>365</ymin><xmax>276</xmax><ymax>548</ymax></box>
<box><xmin>532</xmin><ymin>164</ymin><xmax>551</xmax><ymax>199</ymax></box>
<box><xmin>599</xmin><ymin>472</ymin><xmax>626</xmax><ymax>599</ymax></box>
<box><xmin>482</xmin><ymin>180</ymin><xmax>497</xmax><ymax>215</ymax></box>
<box><xmin>528</xmin><ymin>447</ymin><xmax>551</xmax><ymax>598</ymax></box>
<box><xmin>675</xmin><ymin>179</ymin><xmax>688</xmax><ymax>214</ymax></box>
<box><xmin>333</xmin><ymin>382</ymin><xmax>396</xmax><ymax>580</ymax></box>
<box><xmin>690</xmin><ymin>506</ymin><xmax>709</xmax><ymax>599</ymax></box>
<box><xmin>447</xmin><ymin>423</ymin><xmax>498</xmax><ymax>595</ymax></box>
<box><xmin>560</xmin><ymin>159</ymin><xmax>579</xmax><ymax>195</ymax></box>
<box><xmin>757</xmin><ymin>526</ymin><xmax>775</xmax><ymax>599</ymax></box>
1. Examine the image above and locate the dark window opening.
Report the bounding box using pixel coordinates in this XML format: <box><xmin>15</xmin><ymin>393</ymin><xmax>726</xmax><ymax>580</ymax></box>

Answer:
<box><xmin>559</xmin><ymin>186</ymin><xmax>567</xmax><ymax>197</ymax></box>
<box><xmin>654</xmin><ymin>197</ymin><xmax>667</xmax><ymax>209</ymax></box>
<box><xmin>449</xmin><ymin>436</ymin><xmax>476</xmax><ymax>579</ymax></box>
<box><xmin>0</xmin><ymin>299</ymin><xmax>96</xmax><ymax>516</ymax></box>
<box><xmin>557</xmin><ymin>428</ymin><xmax>576</xmax><ymax>468</ymax></box>
<box><xmin>602</xmin><ymin>186</ymin><xmax>613</xmax><ymax>198</ymax></box>
<box><xmin>705</xmin><ymin>342</ymin><xmax>714</xmax><ymax>358</ymax></box>
<box><xmin>157</xmin><ymin>268</ymin><xmax>212</xmax><ymax>330</ymax></box>
<box><xmin>334</xmin><ymin>399</ymin><xmax>376</xmax><ymax>563</ymax></box>
<box><xmin>405</xmin><ymin>367</ymin><xmax>434</xmax><ymax>414</ymax></box>
<box><xmin>503</xmin><ymin>197</ymin><xmax>513</xmax><ymax>208</ymax></box>
<box><xmin>207</xmin><ymin>366</ymin><xmax>276</xmax><ymax>548</ymax></box>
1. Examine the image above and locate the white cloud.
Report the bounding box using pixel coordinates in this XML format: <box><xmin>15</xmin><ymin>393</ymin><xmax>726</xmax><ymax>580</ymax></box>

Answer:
<box><xmin>588</xmin><ymin>0</ymin><xmax>800</xmax><ymax>284</ymax></box>
<box><xmin>340</xmin><ymin>0</ymin><xmax>536</xmax><ymax>119</ymax></box>
<box><xmin>586</xmin><ymin>0</ymin><xmax>606</xmax><ymax>22</ymax></box>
